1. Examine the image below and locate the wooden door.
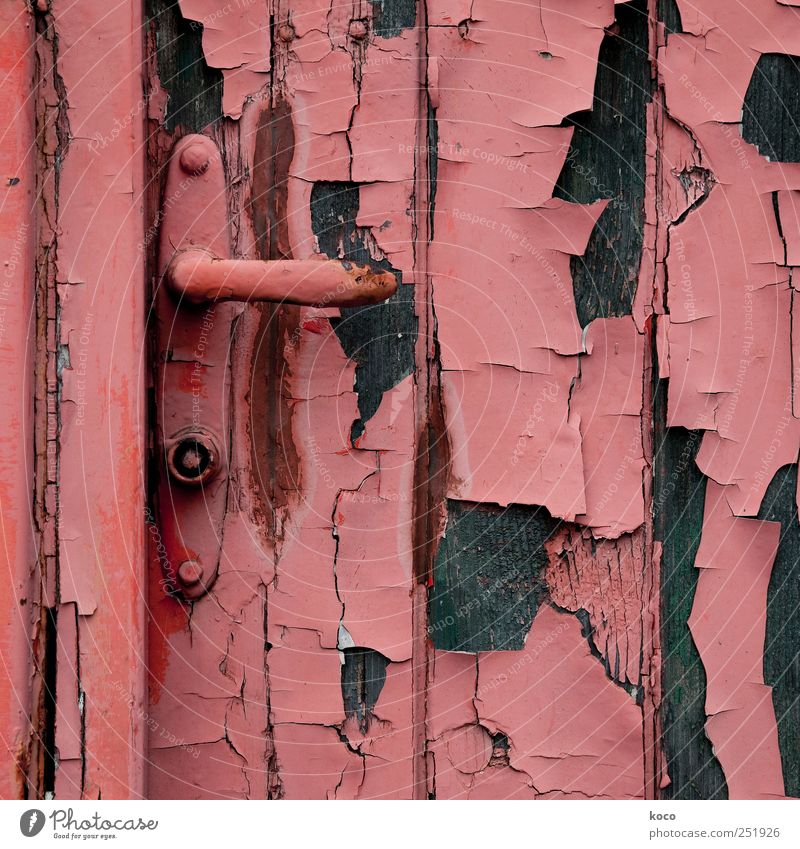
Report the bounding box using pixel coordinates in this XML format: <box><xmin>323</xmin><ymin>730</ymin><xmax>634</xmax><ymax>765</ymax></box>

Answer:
<box><xmin>4</xmin><ymin>0</ymin><xmax>799</xmax><ymax>801</ymax></box>
<box><xmin>144</xmin><ymin>0</ymin><xmax>429</xmax><ymax>800</ymax></box>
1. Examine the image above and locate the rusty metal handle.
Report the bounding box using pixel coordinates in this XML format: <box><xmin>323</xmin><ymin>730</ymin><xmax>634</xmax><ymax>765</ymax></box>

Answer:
<box><xmin>167</xmin><ymin>248</ymin><xmax>397</xmax><ymax>307</ymax></box>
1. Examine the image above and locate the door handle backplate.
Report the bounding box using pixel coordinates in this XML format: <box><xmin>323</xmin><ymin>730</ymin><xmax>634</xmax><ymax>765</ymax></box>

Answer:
<box><xmin>153</xmin><ymin>135</ymin><xmax>397</xmax><ymax>600</ymax></box>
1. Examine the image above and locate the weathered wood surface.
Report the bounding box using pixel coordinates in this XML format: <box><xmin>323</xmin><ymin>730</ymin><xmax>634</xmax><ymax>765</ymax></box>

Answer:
<box><xmin>0</xmin><ymin>0</ymin><xmax>36</xmax><ymax>799</ymax></box>
<box><xmin>9</xmin><ymin>0</ymin><xmax>800</xmax><ymax>800</ymax></box>
<box><xmin>26</xmin><ymin>0</ymin><xmax>148</xmax><ymax>799</ymax></box>
<box><xmin>652</xmin><ymin>0</ymin><xmax>800</xmax><ymax>800</ymax></box>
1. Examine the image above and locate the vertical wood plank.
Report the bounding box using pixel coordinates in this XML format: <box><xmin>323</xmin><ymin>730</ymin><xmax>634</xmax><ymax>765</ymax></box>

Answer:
<box><xmin>144</xmin><ymin>0</ymin><xmax>427</xmax><ymax>798</ymax></box>
<box><xmin>35</xmin><ymin>0</ymin><xmax>148</xmax><ymax>798</ymax></box>
<box><xmin>0</xmin><ymin>0</ymin><xmax>36</xmax><ymax>800</ymax></box>
<box><xmin>266</xmin><ymin>0</ymin><xmax>424</xmax><ymax>798</ymax></box>
<box><xmin>426</xmin><ymin>0</ymin><xmax>655</xmax><ymax>799</ymax></box>
<box><xmin>655</xmin><ymin>0</ymin><xmax>800</xmax><ymax>799</ymax></box>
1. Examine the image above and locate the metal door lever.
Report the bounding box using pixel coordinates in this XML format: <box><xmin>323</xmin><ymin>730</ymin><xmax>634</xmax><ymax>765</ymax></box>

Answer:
<box><xmin>154</xmin><ymin>134</ymin><xmax>397</xmax><ymax>600</ymax></box>
<box><xmin>167</xmin><ymin>249</ymin><xmax>396</xmax><ymax>306</ymax></box>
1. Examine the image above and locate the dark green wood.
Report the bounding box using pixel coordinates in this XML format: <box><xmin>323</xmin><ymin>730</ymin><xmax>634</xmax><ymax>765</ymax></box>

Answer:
<box><xmin>146</xmin><ymin>0</ymin><xmax>223</xmax><ymax>133</ymax></box>
<box><xmin>340</xmin><ymin>647</ymin><xmax>389</xmax><ymax>732</ymax></box>
<box><xmin>369</xmin><ymin>0</ymin><xmax>417</xmax><ymax>39</ymax></box>
<box><xmin>758</xmin><ymin>465</ymin><xmax>800</xmax><ymax>798</ymax></box>
<box><xmin>658</xmin><ymin>0</ymin><xmax>683</xmax><ymax>35</ymax></box>
<box><xmin>553</xmin><ymin>0</ymin><xmax>649</xmax><ymax>326</ymax></box>
<box><xmin>429</xmin><ymin>501</ymin><xmax>558</xmax><ymax>651</ymax></box>
<box><xmin>743</xmin><ymin>54</ymin><xmax>800</xmax><ymax>163</ymax></box>
<box><xmin>310</xmin><ymin>181</ymin><xmax>416</xmax><ymax>442</ymax></box>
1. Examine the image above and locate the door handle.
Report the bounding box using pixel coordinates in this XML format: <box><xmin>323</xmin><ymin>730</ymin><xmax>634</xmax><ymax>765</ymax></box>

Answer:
<box><xmin>153</xmin><ymin>134</ymin><xmax>398</xmax><ymax>600</ymax></box>
<box><xmin>167</xmin><ymin>249</ymin><xmax>396</xmax><ymax>306</ymax></box>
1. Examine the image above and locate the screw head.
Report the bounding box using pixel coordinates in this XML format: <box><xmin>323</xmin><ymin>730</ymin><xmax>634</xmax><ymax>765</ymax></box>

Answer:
<box><xmin>349</xmin><ymin>20</ymin><xmax>368</xmax><ymax>40</ymax></box>
<box><xmin>277</xmin><ymin>23</ymin><xmax>295</xmax><ymax>42</ymax></box>
<box><xmin>177</xmin><ymin>560</ymin><xmax>204</xmax><ymax>587</ymax></box>
<box><xmin>179</xmin><ymin>143</ymin><xmax>210</xmax><ymax>175</ymax></box>
<box><xmin>166</xmin><ymin>428</ymin><xmax>222</xmax><ymax>486</ymax></box>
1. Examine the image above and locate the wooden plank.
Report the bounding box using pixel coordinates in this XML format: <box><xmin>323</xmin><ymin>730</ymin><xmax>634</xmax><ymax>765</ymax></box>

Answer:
<box><xmin>425</xmin><ymin>0</ymin><xmax>654</xmax><ymax>798</ymax></box>
<box><xmin>33</xmin><ymin>0</ymin><xmax>148</xmax><ymax>798</ymax></box>
<box><xmin>144</xmin><ymin>0</ymin><xmax>275</xmax><ymax>802</ymax></box>
<box><xmin>0</xmin><ymin>0</ymin><xmax>36</xmax><ymax>800</ymax></box>
<box><xmin>651</xmin><ymin>0</ymin><xmax>726</xmax><ymax>802</ymax></box>
<box><xmin>655</xmin><ymin>0</ymin><xmax>800</xmax><ymax>799</ymax></box>
<box><xmin>145</xmin><ymin>0</ymin><xmax>426</xmax><ymax>799</ymax></box>
<box><xmin>265</xmin><ymin>0</ymin><xmax>424</xmax><ymax>797</ymax></box>
<box><xmin>742</xmin><ymin>47</ymin><xmax>800</xmax><ymax>801</ymax></box>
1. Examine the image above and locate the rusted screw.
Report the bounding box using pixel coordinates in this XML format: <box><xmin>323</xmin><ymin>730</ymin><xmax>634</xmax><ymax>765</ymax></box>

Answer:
<box><xmin>349</xmin><ymin>20</ymin><xmax>368</xmax><ymax>40</ymax></box>
<box><xmin>179</xmin><ymin>143</ymin><xmax>210</xmax><ymax>176</ymax></box>
<box><xmin>177</xmin><ymin>559</ymin><xmax>204</xmax><ymax>587</ymax></box>
<box><xmin>277</xmin><ymin>23</ymin><xmax>295</xmax><ymax>42</ymax></box>
<box><xmin>166</xmin><ymin>427</ymin><xmax>221</xmax><ymax>486</ymax></box>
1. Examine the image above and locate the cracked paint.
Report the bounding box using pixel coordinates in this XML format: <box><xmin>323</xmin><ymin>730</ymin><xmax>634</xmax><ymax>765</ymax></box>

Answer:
<box><xmin>653</xmin><ymin>0</ymin><xmax>800</xmax><ymax>798</ymax></box>
<box><xmin>426</xmin><ymin>0</ymin><xmax>655</xmax><ymax>800</ymax></box>
<box><xmin>0</xmin><ymin>0</ymin><xmax>36</xmax><ymax>797</ymax></box>
<box><xmin>21</xmin><ymin>0</ymin><xmax>798</xmax><ymax>802</ymax></box>
<box><xmin>428</xmin><ymin>606</ymin><xmax>645</xmax><ymax>799</ymax></box>
<box><xmin>29</xmin><ymin>0</ymin><xmax>148</xmax><ymax>798</ymax></box>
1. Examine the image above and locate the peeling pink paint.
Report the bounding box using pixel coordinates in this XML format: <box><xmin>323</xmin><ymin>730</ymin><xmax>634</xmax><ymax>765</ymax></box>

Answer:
<box><xmin>429</xmin><ymin>606</ymin><xmax>645</xmax><ymax>799</ymax></box>
<box><xmin>654</xmin><ymin>0</ymin><xmax>800</xmax><ymax>797</ymax></box>
<box><xmin>178</xmin><ymin>0</ymin><xmax>270</xmax><ymax>118</ymax></box>
<box><xmin>13</xmin><ymin>0</ymin><xmax>795</xmax><ymax>802</ymax></box>
<box><xmin>689</xmin><ymin>482</ymin><xmax>784</xmax><ymax>799</ymax></box>
<box><xmin>429</xmin><ymin>2</ymin><xmax>648</xmax><ymax>536</ymax></box>
<box><xmin>572</xmin><ymin>317</ymin><xmax>646</xmax><ymax>538</ymax></box>
<box><xmin>442</xmin><ymin>362</ymin><xmax>585</xmax><ymax>519</ymax></box>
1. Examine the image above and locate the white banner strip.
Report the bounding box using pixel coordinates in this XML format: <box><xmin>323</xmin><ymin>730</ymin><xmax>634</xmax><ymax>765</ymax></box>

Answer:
<box><xmin>1</xmin><ymin>799</ymin><xmax>798</xmax><ymax>848</ymax></box>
